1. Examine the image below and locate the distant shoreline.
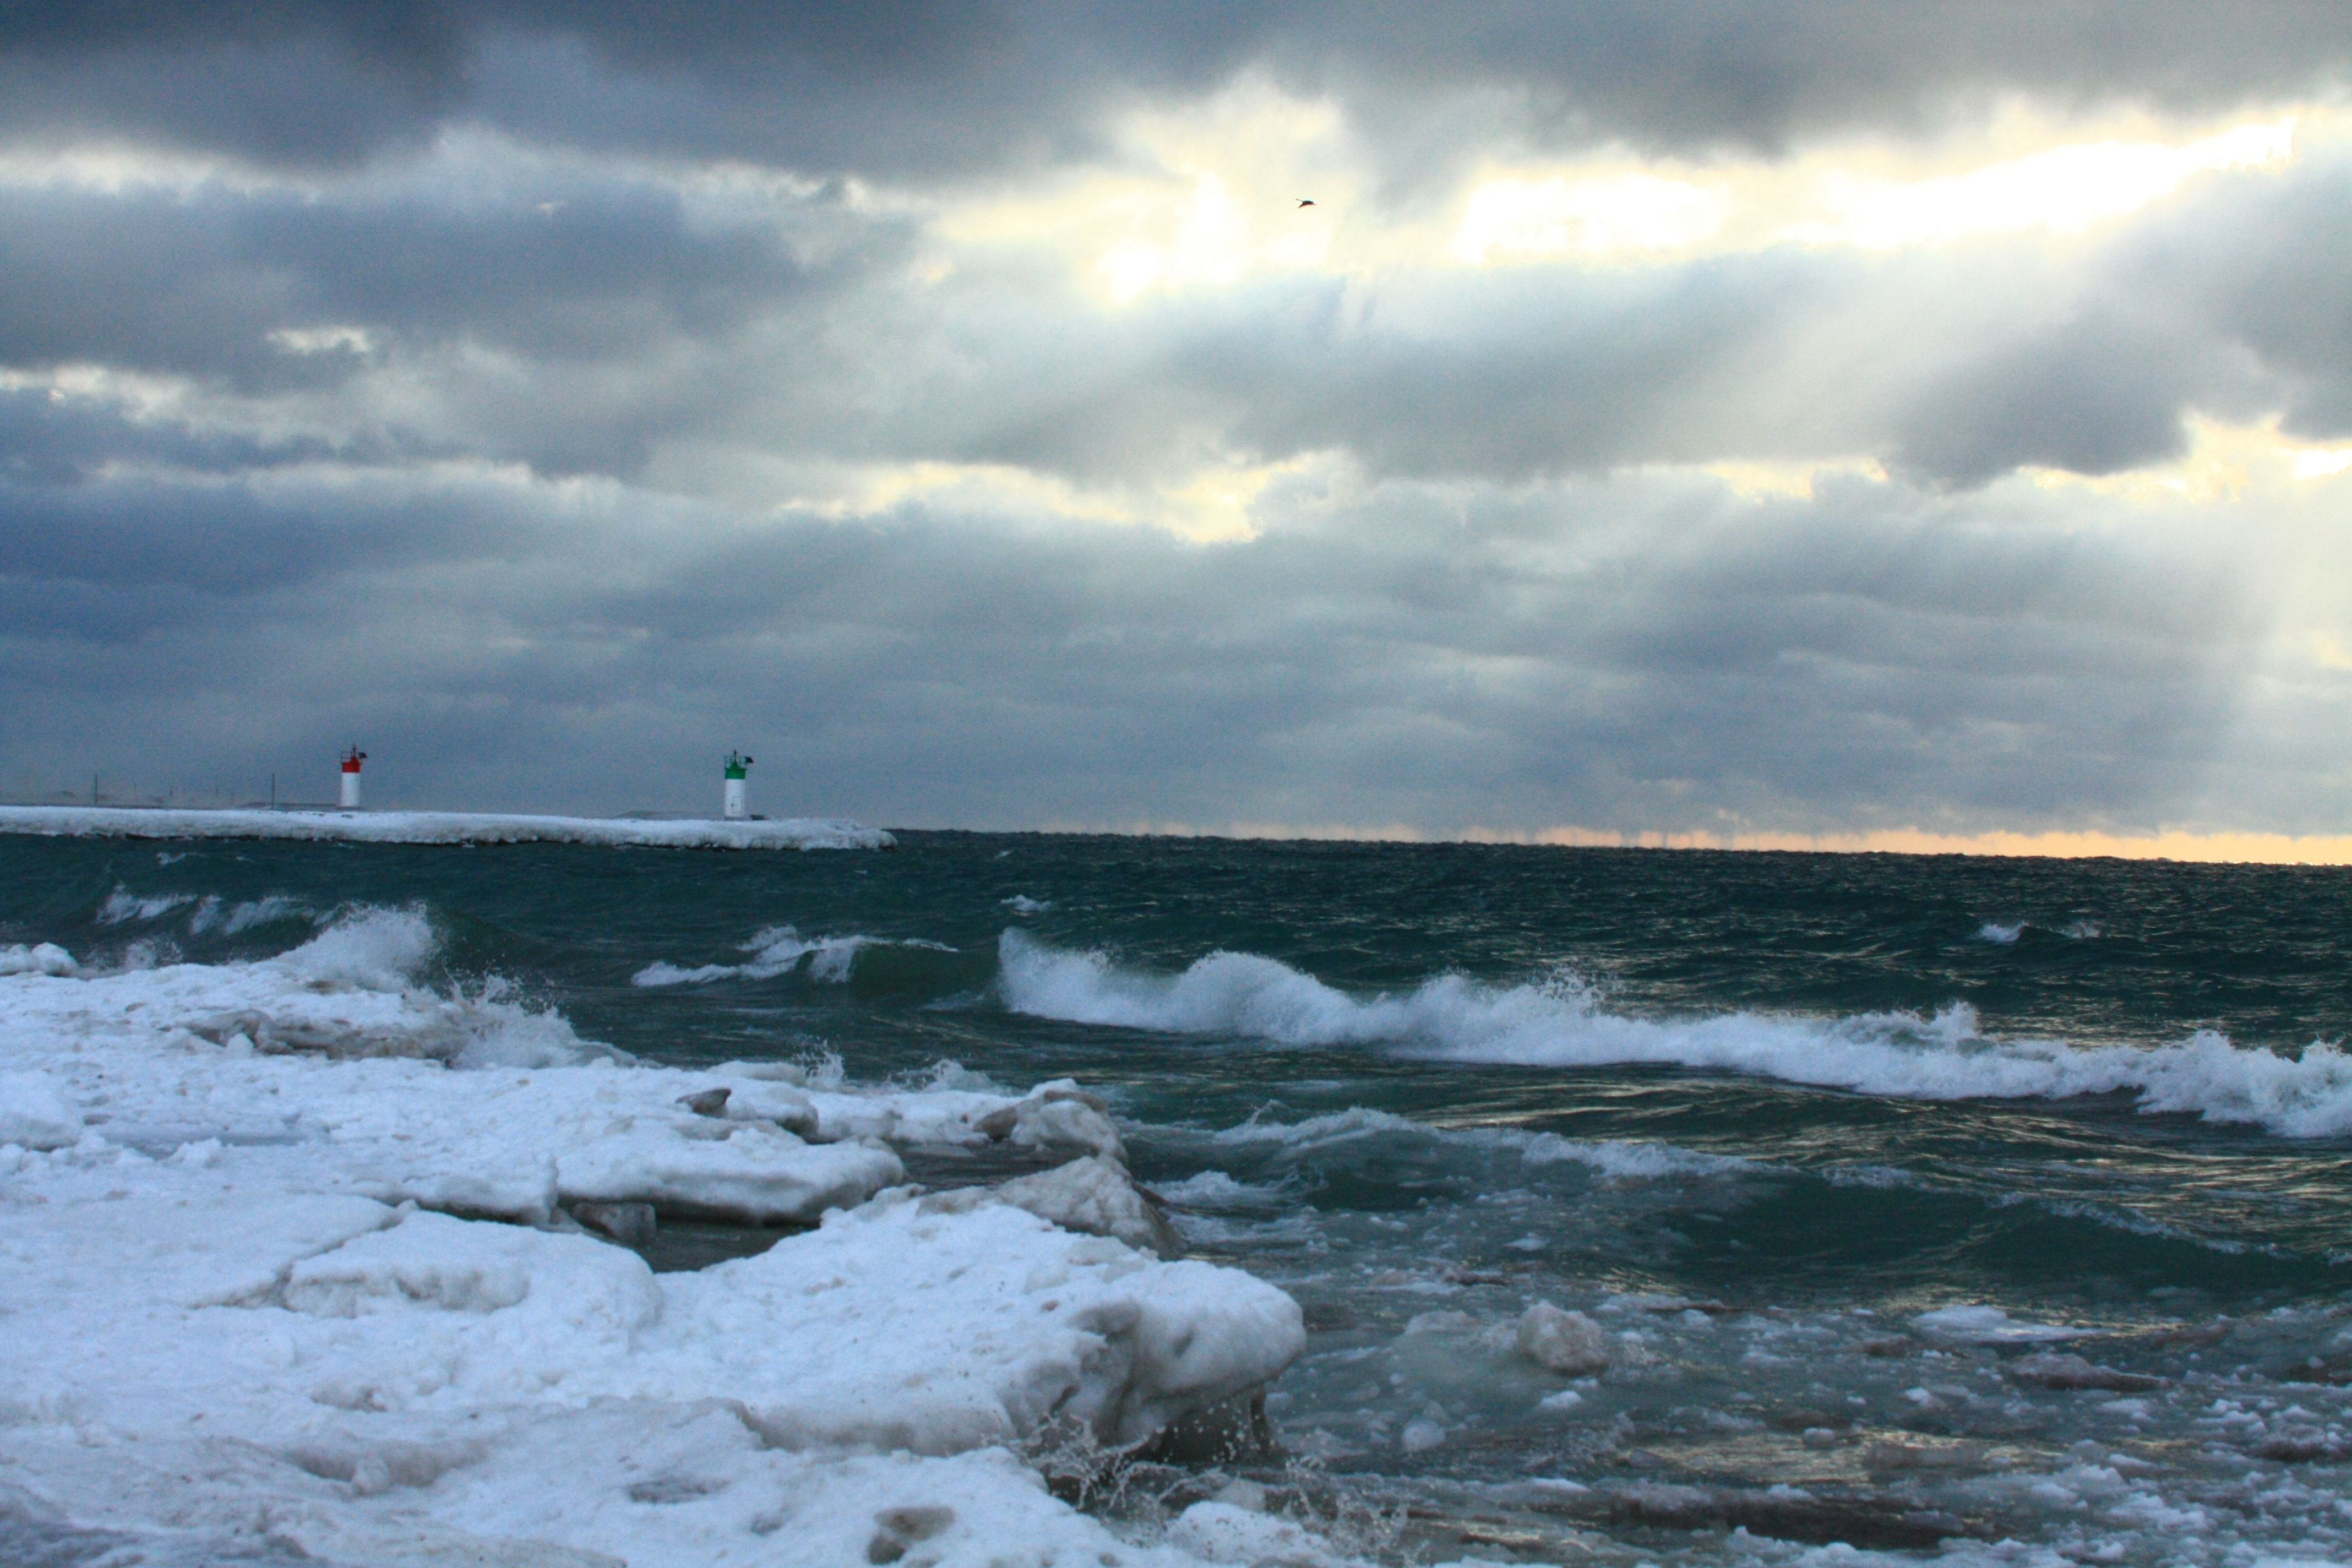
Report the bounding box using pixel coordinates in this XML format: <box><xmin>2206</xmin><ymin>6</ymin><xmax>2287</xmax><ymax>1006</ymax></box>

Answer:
<box><xmin>0</xmin><ymin>804</ymin><xmax>892</xmax><ymax>851</ymax></box>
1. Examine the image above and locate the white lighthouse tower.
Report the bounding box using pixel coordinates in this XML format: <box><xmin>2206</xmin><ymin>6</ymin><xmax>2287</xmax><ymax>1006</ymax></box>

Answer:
<box><xmin>722</xmin><ymin>751</ymin><xmax>752</xmax><ymax>820</ymax></box>
<box><xmin>339</xmin><ymin>746</ymin><xmax>367</xmax><ymax>809</ymax></box>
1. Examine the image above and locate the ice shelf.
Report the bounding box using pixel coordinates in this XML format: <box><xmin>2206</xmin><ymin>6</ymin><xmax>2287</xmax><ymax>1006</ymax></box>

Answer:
<box><xmin>0</xmin><ymin>804</ymin><xmax>894</xmax><ymax>850</ymax></box>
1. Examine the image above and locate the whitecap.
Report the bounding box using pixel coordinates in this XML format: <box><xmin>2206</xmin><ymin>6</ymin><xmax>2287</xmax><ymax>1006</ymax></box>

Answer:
<box><xmin>1512</xmin><ymin>1130</ymin><xmax>1756</xmax><ymax>1180</ymax></box>
<box><xmin>634</xmin><ymin>924</ymin><xmax>954</xmax><ymax>987</ymax></box>
<box><xmin>997</xmin><ymin>930</ymin><xmax>2352</xmax><ymax>1137</ymax></box>
<box><xmin>1210</xmin><ymin>1107</ymin><xmax>1421</xmax><ymax>1149</ymax></box>
<box><xmin>276</xmin><ymin>905</ymin><xmax>439</xmax><ymax>991</ymax></box>
<box><xmin>97</xmin><ymin>889</ymin><xmax>197</xmax><ymax>925</ymax></box>
<box><xmin>189</xmin><ymin>895</ymin><xmax>318</xmax><ymax>936</ymax></box>
<box><xmin>1152</xmin><ymin>1170</ymin><xmax>1293</xmax><ymax>1210</ymax></box>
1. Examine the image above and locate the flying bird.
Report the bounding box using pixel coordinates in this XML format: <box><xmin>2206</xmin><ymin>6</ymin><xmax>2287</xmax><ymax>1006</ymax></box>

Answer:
<box><xmin>1297</xmin><ymin>199</ymin><xmax>1315</xmax><ymax>208</ymax></box>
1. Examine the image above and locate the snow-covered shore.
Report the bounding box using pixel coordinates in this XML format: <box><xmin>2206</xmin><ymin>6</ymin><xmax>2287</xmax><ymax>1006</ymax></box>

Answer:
<box><xmin>0</xmin><ymin>804</ymin><xmax>894</xmax><ymax>850</ymax></box>
<box><xmin>0</xmin><ymin>914</ymin><xmax>1337</xmax><ymax>1567</ymax></box>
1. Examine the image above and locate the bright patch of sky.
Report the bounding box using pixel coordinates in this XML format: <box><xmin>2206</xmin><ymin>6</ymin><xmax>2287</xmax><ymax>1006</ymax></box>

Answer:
<box><xmin>930</xmin><ymin>88</ymin><xmax>2320</xmax><ymax>319</ymax></box>
<box><xmin>1783</xmin><ymin>116</ymin><xmax>2297</xmax><ymax>248</ymax></box>
<box><xmin>1456</xmin><ymin>113</ymin><xmax>2300</xmax><ymax>264</ymax></box>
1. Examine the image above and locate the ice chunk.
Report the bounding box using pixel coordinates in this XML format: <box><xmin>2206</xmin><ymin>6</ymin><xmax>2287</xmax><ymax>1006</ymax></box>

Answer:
<box><xmin>1914</xmin><ymin>1305</ymin><xmax>2088</xmax><ymax>1344</ymax></box>
<box><xmin>1517</xmin><ymin>1302</ymin><xmax>1616</xmax><ymax>1375</ymax></box>
<box><xmin>2008</xmin><ymin>1352</ymin><xmax>2165</xmax><ymax>1391</ymax></box>
<box><xmin>0</xmin><ymin>942</ymin><xmax>76</xmax><ymax>977</ymax></box>
<box><xmin>640</xmin><ymin>1201</ymin><xmax>1303</xmax><ymax>1451</ymax></box>
<box><xmin>803</xmin><ymin>1084</ymin><xmax>1006</xmax><ymax>1146</ymax></box>
<box><xmin>569</xmin><ymin>1201</ymin><xmax>657</xmax><ymax>1245</ymax></box>
<box><xmin>556</xmin><ymin>1119</ymin><xmax>903</xmax><ymax>1224</ymax></box>
<box><xmin>791</xmin><ymin>1077</ymin><xmax>1130</xmax><ymax>1156</ymax></box>
<box><xmin>1402</xmin><ymin>1417</ymin><xmax>1446</xmax><ymax>1451</ymax></box>
<box><xmin>919</xmin><ymin>1155</ymin><xmax>1184</xmax><ymax>1257</ymax></box>
<box><xmin>0</xmin><ymin>1071</ymin><xmax>79</xmax><ymax>1150</ymax></box>
<box><xmin>704</xmin><ymin>1077</ymin><xmax>818</xmax><ymax>1136</ymax></box>
<box><xmin>1007</xmin><ymin>1082</ymin><xmax>1125</xmax><ymax>1159</ymax></box>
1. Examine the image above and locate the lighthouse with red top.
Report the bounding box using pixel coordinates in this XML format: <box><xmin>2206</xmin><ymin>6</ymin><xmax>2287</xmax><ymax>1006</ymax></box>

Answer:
<box><xmin>339</xmin><ymin>746</ymin><xmax>367</xmax><ymax>809</ymax></box>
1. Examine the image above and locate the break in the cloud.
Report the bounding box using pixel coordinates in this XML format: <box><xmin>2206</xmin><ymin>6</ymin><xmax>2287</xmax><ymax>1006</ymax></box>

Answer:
<box><xmin>3</xmin><ymin>4</ymin><xmax>2351</xmax><ymax>854</ymax></box>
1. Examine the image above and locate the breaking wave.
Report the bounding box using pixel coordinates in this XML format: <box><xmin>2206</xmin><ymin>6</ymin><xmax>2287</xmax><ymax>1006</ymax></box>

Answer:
<box><xmin>97</xmin><ymin>889</ymin><xmax>197</xmax><ymax>924</ymax></box>
<box><xmin>1204</xmin><ymin>1106</ymin><xmax>1753</xmax><ymax>1180</ymax></box>
<box><xmin>10</xmin><ymin>904</ymin><xmax>606</xmax><ymax>1071</ymax></box>
<box><xmin>192</xmin><ymin>894</ymin><xmax>319</xmax><ymax>935</ymax></box>
<box><xmin>632</xmin><ymin>924</ymin><xmax>954</xmax><ymax>987</ymax></box>
<box><xmin>996</xmin><ymin>930</ymin><xmax>2352</xmax><ymax>1137</ymax></box>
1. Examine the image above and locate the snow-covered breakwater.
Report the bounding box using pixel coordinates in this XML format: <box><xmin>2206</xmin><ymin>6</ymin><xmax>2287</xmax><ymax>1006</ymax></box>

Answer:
<box><xmin>0</xmin><ymin>912</ymin><xmax>1330</xmax><ymax>1567</ymax></box>
<box><xmin>0</xmin><ymin>804</ymin><xmax>894</xmax><ymax>850</ymax></box>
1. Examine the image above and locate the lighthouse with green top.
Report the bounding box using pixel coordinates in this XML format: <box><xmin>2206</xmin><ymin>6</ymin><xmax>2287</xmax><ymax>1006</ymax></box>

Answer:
<box><xmin>722</xmin><ymin>751</ymin><xmax>753</xmax><ymax>820</ymax></box>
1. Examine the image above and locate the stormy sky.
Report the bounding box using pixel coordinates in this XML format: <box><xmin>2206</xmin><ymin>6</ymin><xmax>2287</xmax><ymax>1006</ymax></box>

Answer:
<box><xmin>7</xmin><ymin>3</ymin><xmax>2352</xmax><ymax>850</ymax></box>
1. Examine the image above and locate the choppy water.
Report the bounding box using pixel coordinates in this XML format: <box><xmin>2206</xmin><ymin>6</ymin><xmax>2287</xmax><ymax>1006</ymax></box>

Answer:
<box><xmin>8</xmin><ymin>830</ymin><xmax>2351</xmax><ymax>1564</ymax></box>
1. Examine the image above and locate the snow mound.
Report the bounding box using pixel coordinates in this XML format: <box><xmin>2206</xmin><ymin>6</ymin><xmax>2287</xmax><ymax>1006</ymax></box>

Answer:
<box><xmin>0</xmin><ymin>1070</ymin><xmax>80</xmax><ymax>1150</ymax></box>
<box><xmin>284</xmin><ymin>1208</ymin><xmax>663</xmax><ymax>1329</ymax></box>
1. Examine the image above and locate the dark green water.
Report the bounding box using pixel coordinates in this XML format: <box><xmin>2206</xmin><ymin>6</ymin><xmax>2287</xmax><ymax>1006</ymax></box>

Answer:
<box><xmin>7</xmin><ymin>830</ymin><xmax>2350</xmax><ymax>1561</ymax></box>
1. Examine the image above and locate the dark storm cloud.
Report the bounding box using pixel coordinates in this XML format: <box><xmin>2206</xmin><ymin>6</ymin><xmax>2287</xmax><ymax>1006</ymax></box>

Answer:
<box><xmin>884</xmin><ymin>263</ymin><xmax>1806</xmax><ymax>485</ymax></box>
<box><xmin>4</xmin><ymin>145</ymin><xmax>2346</xmax><ymax>510</ymax></box>
<box><xmin>0</xmin><ymin>385</ymin><xmax>347</xmax><ymax>484</ymax></box>
<box><xmin>4</xmin><ymin>3</ymin><xmax>2348</xmax><ymax>178</ymax></box>
<box><xmin>1877</xmin><ymin>153</ymin><xmax>2352</xmax><ymax>485</ymax></box>
<box><xmin>1160</xmin><ymin>258</ymin><xmax>1839</xmax><ymax>480</ymax></box>
<box><xmin>0</xmin><ymin>167</ymin><xmax>841</xmax><ymax>383</ymax></box>
<box><xmin>2117</xmin><ymin>157</ymin><xmax>2352</xmax><ymax>443</ymax></box>
<box><xmin>1293</xmin><ymin>4</ymin><xmax>2352</xmax><ymax>187</ymax></box>
<box><xmin>0</xmin><ymin>458</ymin><xmax>2269</xmax><ymax>832</ymax></box>
<box><xmin>1886</xmin><ymin>308</ymin><xmax>2231</xmax><ymax>487</ymax></box>
<box><xmin>0</xmin><ymin>466</ymin><xmax>543</xmax><ymax>629</ymax></box>
<box><xmin>0</xmin><ymin>4</ymin><xmax>465</xmax><ymax>168</ymax></box>
<box><xmin>2</xmin><ymin>7</ymin><xmax>2347</xmax><ymax>497</ymax></box>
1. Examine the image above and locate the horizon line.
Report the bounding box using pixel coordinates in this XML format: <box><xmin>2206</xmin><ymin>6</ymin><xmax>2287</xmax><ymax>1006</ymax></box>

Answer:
<box><xmin>1024</xmin><ymin>820</ymin><xmax>2352</xmax><ymax>867</ymax></box>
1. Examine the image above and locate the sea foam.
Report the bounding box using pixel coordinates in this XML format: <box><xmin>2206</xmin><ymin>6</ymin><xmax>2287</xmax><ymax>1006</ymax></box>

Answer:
<box><xmin>997</xmin><ymin>930</ymin><xmax>2352</xmax><ymax>1137</ymax></box>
